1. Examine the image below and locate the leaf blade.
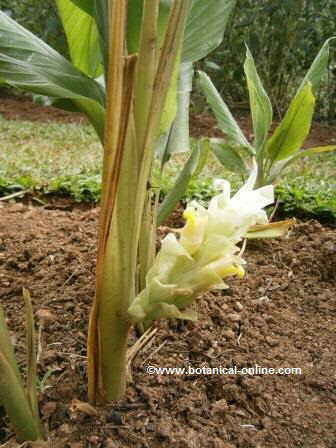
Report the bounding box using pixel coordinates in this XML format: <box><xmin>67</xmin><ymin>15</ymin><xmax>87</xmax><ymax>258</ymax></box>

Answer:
<box><xmin>244</xmin><ymin>46</ymin><xmax>273</xmax><ymax>151</ymax></box>
<box><xmin>157</xmin><ymin>142</ymin><xmax>201</xmax><ymax>225</ymax></box>
<box><xmin>297</xmin><ymin>37</ymin><xmax>335</xmax><ymax>95</ymax></box>
<box><xmin>182</xmin><ymin>0</ymin><xmax>236</xmax><ymax>62</ymax></box>
<box><xmin>266</xmin><ymin>83</ymin><xmax>315</xmax><ymax>163</ymax></box>
<box><xmin>0</xmin><ymin>11</ymin><xmax>106</xmax><ymax>139</ymax></box>
<box><xmin>164</xmin><ymin>62</ymin><xmax>194</xmax><ymax>156</ymax></box>
<box><xmin>210</xmin><ymin>138</ymin><xmax>247</xmax><ymax>174</ymax></box>
<box><xmin>198</xmin><ymin>70</ymin><xmax>253</xmax><ymax>152</ymax></box>
<box><xmin>56</xmin><ymin>0</ymin><xmax>103</xmax><ymax>78</ymax></box>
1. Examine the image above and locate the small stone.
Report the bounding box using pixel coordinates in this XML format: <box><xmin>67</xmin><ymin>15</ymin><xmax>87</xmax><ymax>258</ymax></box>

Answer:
<box><xmin>265</xmin><ymin>336</ymin><xmax>279</xmax><ymax>347</ymax></box>
<box><xmin>252</xmin><ymin>296</ymin><xmax>270</xmax><ymax>306</ymax></box>
<box><xmin>36</xmin><ymin>309</ymin><xmax>56</xmax><ymax>327</ymax></box>
<box><xmin>226</xmin><ymin>313</ymin><xmax>241</xmax><ymax>322</ymax></box>
<box><xmin>234</xmin><ymin>301</ymin><xmax>243</xmax><ymax>312</ymax></box>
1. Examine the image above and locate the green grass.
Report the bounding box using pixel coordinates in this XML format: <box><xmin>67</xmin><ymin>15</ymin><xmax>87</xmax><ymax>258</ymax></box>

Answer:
<box><xmin>0</xmin><ymin>117</ymin><xmax>102</xmax><ymax>200</ymax></box>
<box><xmin>0</xmin><ymin>117</ymin><xmax>335</xmax><ymax>221</ymax></box>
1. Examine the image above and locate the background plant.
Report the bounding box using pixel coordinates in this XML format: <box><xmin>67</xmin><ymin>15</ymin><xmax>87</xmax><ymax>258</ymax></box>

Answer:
<box><xmin>0</xmin><ymin>0</ymin><xmax>67</xmax><ymax>56</ymax></box>
<box><xmin>199</xmin><ymin>39</ymin><xmax>336</xmax><ymax>188</ymax></box>
<box><xmin>2</xmin><ymin>0</ymin><xmax>336</xmax><ymax>120</ymax></box>
<box><xmin>196</xmin><ymin>0</ymin><xmax>336</xmax><ymax>121</ymax></box>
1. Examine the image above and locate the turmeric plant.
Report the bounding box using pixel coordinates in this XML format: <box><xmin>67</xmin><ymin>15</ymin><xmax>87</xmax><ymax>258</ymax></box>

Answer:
<box><xmin>0</xmin><ymin>0</ymin><xmax>238</xmax><ymax>404</ymax></box>
<box><xmin>199</xmin><ymin>38</ymin><xmax>336</xmax><ymax>187</ymax></box>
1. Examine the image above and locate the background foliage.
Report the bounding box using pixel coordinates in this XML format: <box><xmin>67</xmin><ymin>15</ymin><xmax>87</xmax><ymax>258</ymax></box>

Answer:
<box><xmin>1</xmin><ymin>0</ymin><xmax>335</xmax><ymax>120</ymax></box>
<box><xmin>196</xmin><ymin>0</ymin><xmax>336</xmax><ymax>121</ymax></box>
<box><xmin>0</xmin><ymin>0</ymin><xmax>67</xmax><ymax>56</ymax></box>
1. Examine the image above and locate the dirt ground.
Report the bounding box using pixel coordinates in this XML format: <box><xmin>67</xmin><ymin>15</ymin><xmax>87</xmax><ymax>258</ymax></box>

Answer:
<box><xmin>0</xmin><ymin>96</ymin><xmax>336</xmax><ymax>447</ymax></box>
<box><xmin>0</xmin><ymin>199</ymin><xmax>335</xmax><ymax>448</ymax></box>
<box><xmin>1</xmin><ymin>95</ymin><xmax>336</xmax><ymax>146</ymax></box>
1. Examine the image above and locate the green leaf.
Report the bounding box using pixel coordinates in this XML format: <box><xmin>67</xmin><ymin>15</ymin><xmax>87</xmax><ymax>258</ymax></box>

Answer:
<box><xmin>0</xmin><ymin>307</ymin><xmax>21</xmax><ymax>384</ymax></box>
<box><xmin>244</xmin><ymin>46</ymin><xmax>273</xmax><ymax>151</ymax></box>
<box><xmin>93</xmin><ymin>0</ymin><xmax>108</xmax><ymax>69</ymax></box>
<box><xmin>56</xmin><ymin>0</ymin><xmax>103</xmax><ymax>78</ymax></box>
<box><xmin>164</xmin><ymin>62</ymin><xmax>194</xmax><ymax>156</ymax></box>
<box><xmin>193</xmin><ymin>138</ymin><xmax>210</xmax><ymax>177</ymax></box>
<box><xmin>182</xmin><ymin>0</ymin><xmax>236</xmax><ymax>62</ymax></box>
<box><xmin>210</xmin><ymin>138</ymin><xmax>247</xmax><ymax>175</ymax></box>
<box><xmin>297</xmin><ymin>37</ymin><xmax>335</xmax><ymax>95</ymax></box>
<box><xmin>0</xmin><ymin>12</ymin><xmax>106</xmax><ymax>139</ymax></box>
<box><xmin>0</xmin><ymin>306</ymin><xmax>42</xmax><ymax>442</ymax></box>
<box><xmin>0</xmin><ymin>351</ymin><xmax>42</xmax><ymax>442</ymax></box>
<box><xmin>198</xmin><ymin>70</ymin><xmax>253</xmax><ymax>153</ymax></box>
<box><xmin>22</xmin><ymin>288</ymin><xmax>40</xmax><ymax>433</ymax></box>
<box><xmin>266</xmin><ymin>83</ymin><xmax>315</xmax><ymax>163</ymax></box>
<box><xmin>157</xmin><ymin>142</ymin><xmax>201</xmax><ymax>225</ymax></box>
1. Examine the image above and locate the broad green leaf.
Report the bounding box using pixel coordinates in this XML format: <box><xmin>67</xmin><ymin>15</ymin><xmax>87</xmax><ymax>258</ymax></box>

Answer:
<box><xmin>210</xmin><ymin>138</ymin><xmax>247</xmax><ymax>175</ymax></box>
<box><xmin>244</xmin><ymin>46</ymin><xmax>273</xmax><ymax>151</ymax></box>
<box><xmin>246</xmin><ymin>220</ymin><xmax>294</xmax><ymax>239</ymax></box>
<box><xmin>182</xmin><ymin>0</ymin><xmax>236</xmax><ymax>62</ymax></box>
<box><xmin>165</xmin><ymin>62</ymin><xmax>194</xmax><ymax>155</ymax></box>
<box><xmin>56</xmin><ymin>0</ymin><xmax>103</xmax><ymax>78</ymax></box>
<box><xmin>297</xmin><ymin>37</ymin><xmax>335</xmax><ymax>95</ymax></box>
<box><xmin>0</xmin><ymin>12</ymin><xmax>106</xmax><ymax>139</ymax></box>
<box><xmin>157</xmin><ymin>142</ymin><xmax>201</xmax><ymax>225</ymax></box>
<box><xmin>93</xmin><ymin>0</ymin><xmax>108</xmax><ymax>69</ymax></box>
<box><xmin>198</xmin><ymin>70</ymin><xmax>253</xmax><ymax>153</ymax></box>
<box><xmin>266</xmin><ymin>83</ymin><xmax>315</xmax><ymax>163</ymax></box>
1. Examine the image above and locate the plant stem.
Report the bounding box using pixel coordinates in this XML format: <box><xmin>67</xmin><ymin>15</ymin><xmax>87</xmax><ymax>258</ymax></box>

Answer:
<box><xmin>88</xmin><ymin>0</ymin><xmax>192</xmax><ymax>404</ymax></box>
<box><xmin>88</xmin><ymin>0</ymin><xmax>137</xmax><ymax>404</ymax></box>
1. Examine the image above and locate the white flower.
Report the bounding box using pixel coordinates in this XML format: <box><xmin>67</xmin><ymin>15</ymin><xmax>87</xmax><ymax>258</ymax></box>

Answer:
<box><xmin>128</xmin><ymin>172</ymin><xmax>274</xmax><ymax>328</ymax></box>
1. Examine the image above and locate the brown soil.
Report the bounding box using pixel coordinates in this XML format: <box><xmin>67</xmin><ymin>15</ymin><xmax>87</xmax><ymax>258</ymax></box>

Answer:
<box><xmin>1</xmin><ymin>96</ymin><xmax>336</xmax><ymax>146</ymax></box>
<box><xmin>0</xmin><ymin>97</ymin><xmax>88</xmax><ymax>124</ymax></box>
<box><xmin>0</xmin><ymin>201</ymin><xmax>335</xmax><ymax>447</ymax></box>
